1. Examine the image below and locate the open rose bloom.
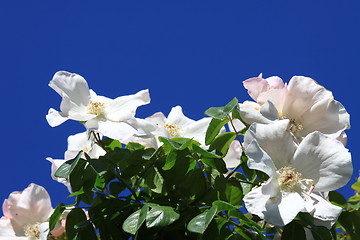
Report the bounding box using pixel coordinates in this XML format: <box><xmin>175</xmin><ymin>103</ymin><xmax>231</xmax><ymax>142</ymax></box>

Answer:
<box><xmin>243</xmin><ymin>113</ymin><xmax>352</xmax><ymax>226</ymax></box>
<box><xmin>0</xmin><ymin>183</ymin><xmax>64</xmax><ymax>239</ymax></box>
<box><xmin>46</xmin><ymin>71</ymin><xmax>150</xmax><ymax>141</ymax></box>
<box><xmin>240</xmin><ymin>74</ymin><xmax>350</xmax><ymax>144</ymax></box>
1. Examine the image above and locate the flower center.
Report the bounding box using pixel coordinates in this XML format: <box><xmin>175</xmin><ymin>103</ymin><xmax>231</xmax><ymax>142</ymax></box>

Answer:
<box><xmin>278</xmin><ymin>167</ymin><xmax>302</xmax><ymax>190</ymax></box>
<box><xmin>280</xmin><ymin>116</ymin><xmax>304</xmax><ymax>136</ymax></box>
<box><xmin>87</xmin><ymin>101</ymin><xmax>105</xmax><ymax>115</ymax></box>
<box><xmin>164</xmin><ymin>123</ymin><xmax>181</xmax><ymax>137</ymax></box>
<box><xmin>24</xmin><ymin>223</ymin><xmax>41</xmax><ymax>240</ymax></box>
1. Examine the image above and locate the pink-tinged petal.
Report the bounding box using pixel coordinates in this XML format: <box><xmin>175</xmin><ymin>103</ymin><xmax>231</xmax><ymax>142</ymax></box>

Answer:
<box><xmin>292</xmin><ymin>132</ymin><xmax>352</xmax><ymax>192</ymax></box>
<box><xmin>49</xmin><ymin>71</ymin><xmax>91</xmax><ymax>108</ymax></box>
<box><xmin>46</xmin><ymin>108</ymin><xmax>69</xmax><ymax>127</ymax></box>
<box><xmin>266</xmin><ymin>76</ymin><xmax>285</xmax><ymax>89</ymax></box>
<box><xmin>283</xmin><ymin>76</ymin><xmax>333</xmax><ymax>120</ymax></box>
<box><xmin>245</xmin><ymin>140</ymin><xmax>277</xmax><ymax>178</ymax></box>
<box><xmin>243</xmin><ymin>76</ymin><xmax>270</xmax><ymax>101</ymax></box>
<box><xmin>97</xmin><ymin>121</ymin><xmax>137</xmax><ymax>141</ymax></box>
<box><xmin>5</xmin><ymin>184</ymin><xmax>53</xmax><ymax>229</ymax></box>
<box><xmin>106</xmin><ymin>89</ymin><xmax>150</xmax><ymax>122</ymax></box>
<box><xmin>245</xmin><ymin>120</ymin><xmax>296</xmax><ymax>169</ymax></box>
<box><xmin>257</xmin><ymin>88</ymin><xmax>287</xmax><ymax>111</ymax></box>
<box><xmin>299</xmin><ymin>98</ymin><xmax>350</xmax><ymax>137</ymax></box>
<box><xmin>265</xmin><ymin>192</ymin><xmax>305</xmax><ymax>226</ymax></box>
<box><xmin>2</xmin><ymin>200</ymin><xmax>11</xmax><ymax>219</ymax></box>
<box><xmin>0</xmin><ymin>217</ymin><xmax>16</xmax><ymax>237</ymax></box>
<box><xmin>239</xmin><ymin>101</ymin><xmax>274</xmax><ymax>125</ymax></box>
<box><xmin>310</xmin><ymin>193</ymin><xmax>342</xmax><ymax>222</ymax></box>
<box><xmin>166</xmin><ymin>106</ymin><xmax>195</xmax><ymax>127</ymax></box>
<box><xmin>223</xmin><ymin>141</ymin><xmax>242</xmax><ymax>168</ymax></box>
<box><xmin>182</xmin><ymin>118</ymin><xmax>211</xmax><ymax>145</ymax></box>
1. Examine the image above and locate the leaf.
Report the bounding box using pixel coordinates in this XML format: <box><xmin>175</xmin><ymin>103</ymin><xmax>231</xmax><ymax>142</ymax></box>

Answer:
<box><xmin>187</xmin><ymin>206</ymin><xmax>218</xmax><ymax>234</ymax></box>
<box><xmin>205</xmin><ymin>98</ymin><xmax>239</xmax><ymax>120</ymax></box>
<box><xmin>201</xmin><ymin>158</ymin><xmax>228</xmax><ymax>174</ymax></box>
<box><xmin>122</xmin><ymin>205</ymin><xmax>149</xmax><ymax>235</ymax></box>
<box><xmin>208</xmin><ymin>132</ymin><xmax>237</xmax><ymax>157</ymax></box>
<box><xmin>329</xmin><ymin>191</ymin><xmax>347</xmax><ymax>208</ymax></box>
<box><xmin>192</xmin><ymin>144</ymin><xmax>222</xmax><ymax>159</ymax></box>
<box><xmin>225</xmin><ymin>181</ymin><xmax>243</xmax><ymax>206</ymax></box>
<box><xmin>352</xmin><ymin>181</ymin><xmax>360</xmax><ymax>192</ymax></box>
<box><xmin>48</xmin><ymin>203</ymin><xmax>65</xmax><ymax>232</ymax></box>
<box><xmin>338</xmin><ymin>210</ymin><xmax>360</xmax><ymax>239</ymax></box>
<box><xmin>162</xmin><ymin>149</ymin><xmax>178</xmax><ymax>170</ymax></box>
<box><xmin>54</xmin><ymin>151</ymin><xmax>83</xmax><ymax>179</ymax></box>
<box><xmin>281</xmin><ymin>221</ymin><xmax>306</xmax><ymax>240</ymax></box>
<box><xmin>145</xmin><ymin>204</ymin><xmax>180</xmax><ymax>228</ymax></box>
<box><xmin>205</xmin><ymin>118</ymin><xmax>229</xmax><ymax>145</ymax></box>
<box><xmin>66</xmin><ymin>208</ymin><xmax>97</xmax><ymax>240</ymax></box>
<box><xmin>103</xmin><ymin>138</ymin><xmax>122</xmax><ymax>150</ymax></box>
<box><xmin>212</xmin><ymin>200</ymin><xmax>241</xmax><ymax>211</ymax></box>
<box><xmin>311</xmin><ymin>225</ymin><xmax>334</xmax><ymax>240</ymax></box>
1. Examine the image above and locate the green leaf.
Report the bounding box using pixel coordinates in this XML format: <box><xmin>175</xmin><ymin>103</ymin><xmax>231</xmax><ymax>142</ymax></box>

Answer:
<box><xmin>66</xmin><ymin>208</ymin><xmax>97</xmax><ymax>240</ymax></box>
<box><xmin>54</xmin><ymin>151</ymin><xmax>83</xmax><ymax>179</ymax></box>
<box><xmin>122</xmin><ymin>205</ymin><xmax>149</xmax><ymax>235</ymax></box>
<box><xmin>103</xmin><ymin>138</ymin><xmax>122</xmax><ymax>150</ymax></box>
<box><xmin>144</xmin><ymin>166</ymin><xmax>164</xmax><ymax>194</ymax></box>
<box><xmin>192</xmin><ymin>144</ymin><xmax>222</xmax><ymax>159</ymax></box>
<box><xmin>205</xmin><ymin>98</ymin><xmax>239</xmax><ymax>120</ymax></box>
<box><xmin>145</xmin><ymin>204</ymin><xmax>180</xmax><ymax>228</ymax></box>
<box><xmin>187</xmin><ymin>206</ymin><xmax>218</xmax><ymax>234</ymax></box>
<box><xmin>208</xmin><ymin>132</ymin><xmax>237</xmax><ymax>157</ymax></box>
<box><xmin>311</xmin><ymin>225</ymin><xmax>334</xmax><ymax>240</ymax></box>
<box><xmin>48</xmin><ymin>203</ymin><xmax>65</xmax><ymax>232</ymax></box>
<box><xmin>205</xmin><ymin>118</ymin><xmax>229</xmax><ymax>145</ymax></box>
<box><xmin>162</xmin><ymin>149</ymin><xmax>178</xmax><ymax>170</ymax></box>
<box><xmin>329</xmin><ymin>191</ymin><xmax>347</xmax><ymax>208</ymax></box>
<box><xmin>212</xmin><ymin>200</ymin><xmax>241</xmax><ymax>211</ymax></box>
<box><xmin>352</xmin><ymin>181</ymin><xmax>360</xmax><ymax>192</ymax></box>
<box><xmin>338</xmin><ymin>210</ymin><xmax>360</xmax><ymax>239</ymax></box>
<box><xmin>201</xmin><ymin>158</ymin><xmax>228</xmax><ymax>174</ymax></box>
<box><xmin>225</xmin><ymin>181</ymin><xmax>243</xmax><ymax>206</ymax></box>
<box><xmin>349</xmin><ymin>195</ymin><xmax>360</xmax><ymax>202</ymax></box>
<box><xmin>281</xmin><ymin>221</ymin><xmax>306</xmax><ymax>240</ymax></box>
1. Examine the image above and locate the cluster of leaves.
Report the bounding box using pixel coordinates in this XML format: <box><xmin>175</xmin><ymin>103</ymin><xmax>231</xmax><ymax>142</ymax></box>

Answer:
<box><xmin>49</xmin><ymin>99</ymin><xmax>359</xmax><ymax>240</ymax></box>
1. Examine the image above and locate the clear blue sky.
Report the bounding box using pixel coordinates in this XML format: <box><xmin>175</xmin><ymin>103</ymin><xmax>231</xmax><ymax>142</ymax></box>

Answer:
<box><xmin>1</xmin><ymin>1</ymin><xmax>359</xmax><ymax>212</ymax></box>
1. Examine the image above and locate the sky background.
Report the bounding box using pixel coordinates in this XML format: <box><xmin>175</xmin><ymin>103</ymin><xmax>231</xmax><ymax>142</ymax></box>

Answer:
<box><xmin>0</xmin><ymin>1</ymin><xmax>359</xmax><ymax>213</ymax></box>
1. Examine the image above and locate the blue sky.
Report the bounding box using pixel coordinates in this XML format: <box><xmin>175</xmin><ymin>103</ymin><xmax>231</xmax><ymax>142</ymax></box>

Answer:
<box><xmin>1</xmin><ymin>1</ymin><xmax>359</xmax><ymax>212</ymax></box>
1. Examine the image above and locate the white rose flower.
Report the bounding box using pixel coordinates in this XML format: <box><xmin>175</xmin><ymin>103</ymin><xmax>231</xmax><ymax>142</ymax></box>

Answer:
<box><xmin>240</xmin><ymin>75</ymin><xmax>350</xmax><ymax>144</ymax></box>
<box><xmin>0</xmin><ymin>184</ymin><xmax>63</xmax><ymax>239</ymax></box>
<box><xmin>243</xmin><ymin>120</ymin><xmax>352</xmax><ymax>226</ymax></box>
<box><xmin>46</xmin><ymin>71</ymin><xmax>150</xmax><ymax>141</ymax></box>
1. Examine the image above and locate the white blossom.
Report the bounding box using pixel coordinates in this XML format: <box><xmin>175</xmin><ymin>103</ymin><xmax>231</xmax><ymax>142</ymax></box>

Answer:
<box><xmin>46</xmin><ymin>71</ymin><xmax>150</xmax><ymax>141</ymax></box>
<box><xmin>243</xmin><ymin>120</ymin><xmax>352</xmax><ymax>226</ymax></box>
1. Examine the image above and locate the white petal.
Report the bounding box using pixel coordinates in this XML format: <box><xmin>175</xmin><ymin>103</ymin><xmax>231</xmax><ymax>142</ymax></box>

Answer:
<box><xmin>223</xmin><ymin>140</ymin><xmax>242</xmax><ymax>168</ymax></box>
<box><xmin>245</xmin><ymin>139</ymin><xmax>277</xmax><ymax>178</ymax></box>
<box><xmin>259</xmin><ymin>100</ymin><xmax>279</xmax><ymax>121</ymax></box>
<box><xmin>264</xmin><ymin>191</ymin><xmax>306</xmax><ymax>226</ymax></box>
<box><xmin>182</xmin><ymin>118</ymin><xmax>211</xmax><ymax>145</ymax></box>
<box><xmin>4</xmin><ymin>184</ymin><xmax>53</xmax><ymax>229</ymax></box>
<box><xmin>292</xmin><ymin>132</ymin><xmax>352</xmax><ymax>192</ymax></box>
<box><xmin>239</xmin><ymin>101</ymin><xmax>274</xmax><ymax>125</ymax></box>
<box><xmin>40</xmin><ymin>222</ymin><xmax>50</xmax><ymax>240</ymax></box>
<box><xmin>257</xmin><ymin>88</ymin><xmax>287</xmax><ymax>111</ymax></box>
<box><xmin>266</xmin><ymin>76</ymin><xmax>285</xmax><ymax>89</ymax></box>
<box><xmin>243</xmin><ymin>185</ymin><xmax>271</xmax><ymax>219</ymax></box>
<box><xmin>245</xmin><ymin>120</ymin><xmax>296</xmax><ymax>168</ymax></box>
<box><xmin>166</xmin><ymin>106</ymin><xmax>195</xmax><ymax>127</ymax></box>
<box><xmin>49</xmin><ymin>71</ymin><xmax>91</xmax><ymax>108</ymax></box>
<box><xmin>310</xmin><ymin>193</ymin><xmax>342</xmax><ymax>222</ymax></box>
<box><xmin>97</xmin><ymin>120</ymin><xmax>137</xmax><ymax>141</ymax></box>
<box><xmin>0</xmin><ymin>217</ymin><xmax>16</xmax><ymax>237</ymax></box>
<box><xmin>300</xmin><ymin>99</ymin><xmax>350</xmax><ymax>137</ymax></box>
<box><xmin>282</xmin><ymin>76</ymin><xmax>333</xmax><ymax>120</ymax></box>
<box><xmin>106</xmin><ymin>89</ymin><xmax>150</xmax><ymax>122</ymax></box>
<box><xmin>46</xmin><ymin>108</ymin><xmax>69</xmax><ymax>127</ymax></box>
